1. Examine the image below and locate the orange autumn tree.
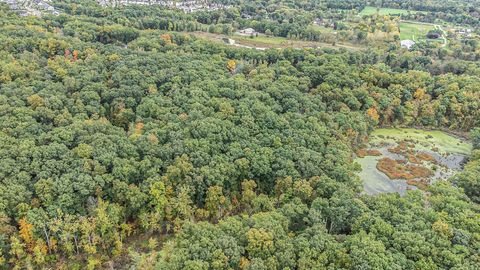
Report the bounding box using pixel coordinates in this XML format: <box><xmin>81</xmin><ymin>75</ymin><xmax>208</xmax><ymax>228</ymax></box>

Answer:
<box><xmin>72</xmin><ymin>50</ymin><xmax>79</xmax><ymax>62</ymax></box>
<box><xmin>366</xmin><ymin>107</ymin><xmax>380</xmax><ymax>122</ymax></box>
<box><xmin>147</xmin><ymin>134</ymin><xmax>159</xmax><ymax>144</ymax></box>
<box><xmin>160</xmin><ymin>34</ymin><xmax>172</xmax><ymax>44</ymax></box>
<box><xmin>129</xmin><ymin>122</ymin><xmax>145</xmax><ymax>140</ymax></box>
<box><xmin>134</xmin><ymin>122</ymin><xmax>144</xmax><ymax>135</ymax></box>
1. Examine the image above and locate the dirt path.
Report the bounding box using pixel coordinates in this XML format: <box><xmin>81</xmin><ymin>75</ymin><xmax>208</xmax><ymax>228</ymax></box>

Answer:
<box><xmin>434</xmin><ymin>24</ymin><xmax>448</xmax><ymax>47</ymax></box>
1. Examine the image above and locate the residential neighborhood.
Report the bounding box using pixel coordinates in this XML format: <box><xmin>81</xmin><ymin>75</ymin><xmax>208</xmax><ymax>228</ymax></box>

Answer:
<box><xmin>97</xmin><ymin>0</ymin><xmax>231</xmax><ymax>13</ymax></box>
<box><xmin>1</xmin><ymin>0</ymin><xmax>232</xmax><ymax>16</ymax></box>
<box><xmin>0</xmin><ymin>0</ymin><xmax>59</xmax><ymax>16</ymax></box>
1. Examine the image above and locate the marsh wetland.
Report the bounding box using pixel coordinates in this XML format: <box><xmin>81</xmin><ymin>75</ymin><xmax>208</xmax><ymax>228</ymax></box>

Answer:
<box><xmin>356</xmin><ymin>128</ymin><xmax>472</xmax><ymax>195</ymax></box>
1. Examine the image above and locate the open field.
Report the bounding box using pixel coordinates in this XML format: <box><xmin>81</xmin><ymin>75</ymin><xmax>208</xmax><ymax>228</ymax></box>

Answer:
<box><xmin>232</xmin><ymin>33</ymin><xmax>288</xmax><ymax>45</ymax></box>
<box><xmin>190</xmin><ymin>31</ymin><xmax>363</xmax><ymax>51</ymax></box>
<box><xmin>370</xmin><ymin>128</ymin><xmax>472</xmax><ymax>155</ymax></box>
<box><xmin>360</xmin><ymin>6</ymin><xmax>419</xmax><ymax>16</ymax></box>
<box><xmin>399</xmin><ymin>21</ymin><xmax>435</xmax><ymax>40</ymax></box>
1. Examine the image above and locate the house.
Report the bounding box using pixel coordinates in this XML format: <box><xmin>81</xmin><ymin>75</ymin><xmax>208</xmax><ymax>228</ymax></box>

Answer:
<box><xmin>239</xmin><ymin>28</ymin><xmax>257</xmax><ymax>35</ymax></box>
<box><xmin>458</xmin><ymin>28</ymin><xmax>472</xmax><ymax>34</ymax></box>
<box><xmin>313</xmin><ymin>18</ymin><xmax>323</xmax><ymax>25</ymax></box>
<box><xmin>400</xmin><ymin>39</ymin><xmax>416</xmax><ymax>50</ymax></box>
<box><xmin>457</xmin><ymin>28</ymin><xmax>473</xmax><ymax>37</ymax></box>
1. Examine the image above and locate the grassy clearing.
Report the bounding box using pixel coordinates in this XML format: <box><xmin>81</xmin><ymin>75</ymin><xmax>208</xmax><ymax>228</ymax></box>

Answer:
<box><xmin>232</xmin><ymin>34</ymin><xmax>288</xmax><ymax>45</ymax></box>
<box><xmin>308</xmin><ymin>24</ymin><xmax>336</xmax><ymax>33</ymax></box>
<box><xmin>399</xmin><ymin>22</ymin><xmax>435</xmax><ymax>40</ymax></box>
<box><xmin>370</xmin><ymin>128</ymin><xmax>472</xmax><ymax>155</ymax></box>
<box><xmin>360</xmin><ymin>6</ymin><xmax>418</xmax><ymax>16</ymax></box>
<box><xmin>190</xmin><ymin>31</ymin><xmax>363</xmax><ymax>51</ymax></box>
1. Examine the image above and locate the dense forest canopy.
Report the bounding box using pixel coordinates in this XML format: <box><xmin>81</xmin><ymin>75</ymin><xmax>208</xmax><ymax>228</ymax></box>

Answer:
<box><xmin>0</xmin><ymin>1</ymin><xmax>479</xmax><ymax>269</ymax></box>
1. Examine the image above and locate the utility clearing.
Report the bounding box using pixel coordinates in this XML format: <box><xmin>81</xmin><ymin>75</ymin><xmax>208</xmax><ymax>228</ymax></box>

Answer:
<box><xmin>190</xmin><ymin>31</ymin><xmax>363</xmax><ymax>51</ymax></box>
<box><xmin>359</xmin><ymin>6</ymin><xmax>420</xmax><ymax>16</ymax></box>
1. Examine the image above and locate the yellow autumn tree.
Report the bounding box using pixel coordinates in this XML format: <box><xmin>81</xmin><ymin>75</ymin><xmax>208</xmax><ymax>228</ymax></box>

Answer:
<box><xmin>148</xmin><ymin>84</ymin><xmax>158</xmax><ymax>94</ymax></box>
<box><xmin>27</xmin><ymin>94</ymin><xmax>45</xmax><ymax>109</ymax></box>
<box><xmin>18</xmin><ymin>218</ymin><xmax>35</xmax><ymax>251</ymax></box>
<box><xmin>246</xmin><ymin>228</ymin><xmax>275</xmax><ymax>257</ymax></box>
<box><xmin>227</xmin><ymin>60</ymin><xmax>236</xmax><ymax>73</ymax></box>
<box><xmin>205</xmin><ymin>186</ymin><xmax>227</xmax><ymax>221</ymax></box>
<box><xmin>432</xmin><ymin>220</ymin><xmax>452</xmax><ymax>237</ymax></box>
<box><xmin>147</xmin><ymin>134</ymin><xmax>159</xmax><ymax>144</ymax></box>
<box><xmin>108</xmin><ymin>53</ymin><xmax>120</xmax><ymax>62</ymax></box>
<box><xmin>414</xmin><ymin>88</ymin><xmax>427</xmax><ymax>100</ymax></box>
<box><xmin>0</xmin><ymin>249</ymin><xmax>4</xmax><ymax>266</ymax></box>
<box><xmin>179</xmin><ymin>112</ymin><xmax>188</xmax><ymax>121</ymax></box>
<box><xmin>239</xmin><ymin>257</ymin><xmax>250</xmax><ymax>270</ymax></box>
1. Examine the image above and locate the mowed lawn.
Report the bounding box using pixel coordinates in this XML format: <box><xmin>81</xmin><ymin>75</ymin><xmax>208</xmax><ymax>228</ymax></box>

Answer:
<box><xmin>399</xmin><ymin>22</ymin><xmax>435</xmax><ymax>41</ymax></box>
<box><xmin>360</xmin><ymin>6</ymin><xmax>419</xmax><ymax>16</ymax></box>
<box><xmin>232</xmin><ymin>34</ymin><xmax>288</xmax><ymax>45</ymax></box>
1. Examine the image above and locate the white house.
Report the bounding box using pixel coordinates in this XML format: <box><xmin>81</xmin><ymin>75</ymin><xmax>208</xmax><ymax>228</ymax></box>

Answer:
<box><xmin>400</xmin><ymin>39</ymin><xmax>416</xmax><ymax>50</ymax></box>
<box><xmin>313</xmin><ymin>18</ymin><xmax>322</xmax><ymax>25</ymax></box>
<box><xmin>239</xmin><ymin>28</ymin><xmax>257</xmax><ymax>35</ymax></box>
<box><xmin>458</xmin><ymin>28</ymin><xmax>473</xmax><ymax>37</ymax></box>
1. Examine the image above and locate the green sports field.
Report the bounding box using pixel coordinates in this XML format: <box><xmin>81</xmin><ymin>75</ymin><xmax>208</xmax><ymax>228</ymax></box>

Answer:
<box><xmin>360</xmin><ymin>6</ymin><xmax>419</xmax><ymax>16</ymax></box>
<box><xmin>399</xmin><ymin>22</ymin><xmax>435</xmax><ymax>41</ymax></box>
